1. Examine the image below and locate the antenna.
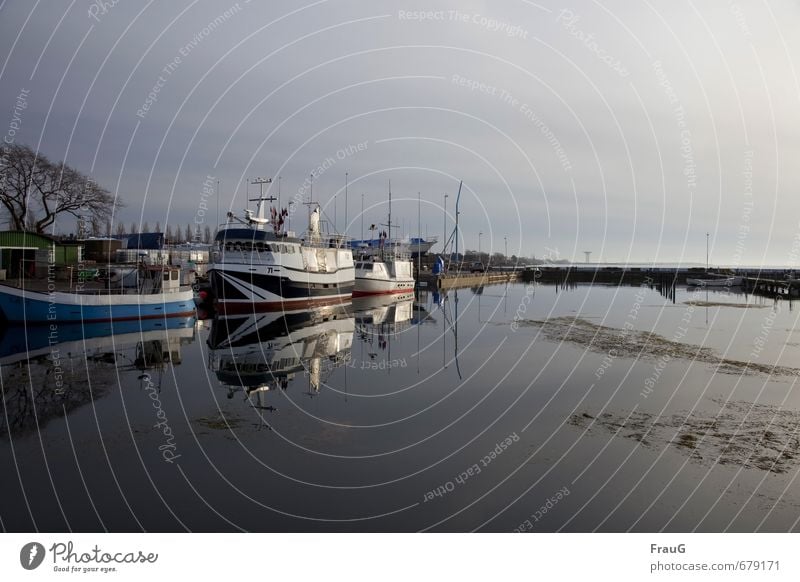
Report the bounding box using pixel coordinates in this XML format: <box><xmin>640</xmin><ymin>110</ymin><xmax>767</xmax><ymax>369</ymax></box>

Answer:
<box><xmin>247</xmin><ymin>177</ymin><xmax>274</xmax><ymax>228</ymax></box>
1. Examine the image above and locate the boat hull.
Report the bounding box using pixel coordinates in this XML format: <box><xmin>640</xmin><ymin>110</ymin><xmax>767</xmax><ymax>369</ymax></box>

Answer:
<box><xmin>353</xmin><ymin>277</ymin><xmax>415</xmax><ymax>296</ymax></box>
<box><xmin>0</xmin><ymin>285</ymin><xmax>196</xmax><ymax>323</ymax></box>
<box><xmin>209</xmin><ymin>263</ymin><xmax>354</xmax><ymax>314</ymax></box>
<box><xmin>686</xmin><ymin>276</ymin><xmax>742</xmax><ymax>287</ymax></box>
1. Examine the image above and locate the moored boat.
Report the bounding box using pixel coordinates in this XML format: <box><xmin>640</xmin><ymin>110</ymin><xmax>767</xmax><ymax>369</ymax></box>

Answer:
<box><xmin>0</xmin><ymin>265</ymin><xmax>195</xmax><ymax>323</ymax></box>
<box><xmin>354</xmin><ymin>256</ymin><xmax>415</xmax><ymax>296</ymax></box>
<box><xmin>352</xmin><ymin>183</ymin><xmax>415</xmax><ymax>296</ymax></box>
<box><xmin>208</xmin><ymin>189</ymin><xmax>354</xmax><ymax>314</ymax></box>
<box><xmin>686</xmin><ymin>276</ymin><xmax>743</xmax><ymax>287</ymax></box>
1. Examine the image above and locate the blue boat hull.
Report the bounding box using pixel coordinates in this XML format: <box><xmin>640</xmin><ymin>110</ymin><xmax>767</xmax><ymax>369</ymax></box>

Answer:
<box><xmin>0</xmin><ymin>286</ymin><xmax>196</xmax><ymax>324</ymax></box>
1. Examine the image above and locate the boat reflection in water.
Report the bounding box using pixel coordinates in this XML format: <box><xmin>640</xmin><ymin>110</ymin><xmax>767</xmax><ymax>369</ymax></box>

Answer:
<box><xmin>207</xmin><ymin>305</ymin><xmax>355</xmax><ymax>412</ymax></box>
<box><xmin>352</xmin><ymin>292</ymin><xmax>415</xmax><ymax>369</ymax></box>
<box><xmin>0</xmin><ymin>317</ymin><xmax>196</xmax><ymax>438</ymax></box>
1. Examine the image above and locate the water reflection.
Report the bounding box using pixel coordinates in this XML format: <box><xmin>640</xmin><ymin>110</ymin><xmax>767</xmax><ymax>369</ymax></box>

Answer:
<box><xmin>207</xmin><ymin>305</ymin><xmax>355</xmax><ymax>411</ymax></box>
<box><xmin>0</xmin><ymin>317</ymin><xmax>196</xmax><ymax>438</ymax></box>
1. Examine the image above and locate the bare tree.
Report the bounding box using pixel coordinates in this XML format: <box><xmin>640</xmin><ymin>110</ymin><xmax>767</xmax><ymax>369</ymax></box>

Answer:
<box><xmin>185</xmin><ymin>223</ymin><xmax>192</xmax><ymax>242</ymax></box>
<box><xmin>203</xmin><ymin>225</ymin><xmax>212</xmax><ymax>243</ymax></box>
<box><xmin>1</xmin><ymin>144</ymin><xmax>43</xmax><ymax>230</ymax></box>
<box><xmin>0</xmin><ymin>144</ymin><xmax>121</xmax><ymax>234</ymax></box>
<box><xmin>116</xmin><ymin>222</ymin><xmax>126</xmax><ymax>236</ymax></box>
<box><xmin>154</xmin><ymin>221</ymin><xmax>161</xmax><ymax>234</ymax></box>
<box><xmin>129</xmin><ymin>222</ymin><xmax>137</xmax><ymax>234</ymax></box>
<box><xmin>141</xmin><ymin>221</ymin><xmax>150</xmax><ymax>233</ymax></box>
<box><xmin>165</xmin><ymin>224</ymin><xmax>173</xmax><ymax>242</ymax></box>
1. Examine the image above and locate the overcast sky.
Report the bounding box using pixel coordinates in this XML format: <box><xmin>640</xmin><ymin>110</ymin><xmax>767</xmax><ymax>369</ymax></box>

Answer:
<box><xmin>2</xmin><ymin>0</ymin><xmax>800</xmax><ymax>265</ymax></box>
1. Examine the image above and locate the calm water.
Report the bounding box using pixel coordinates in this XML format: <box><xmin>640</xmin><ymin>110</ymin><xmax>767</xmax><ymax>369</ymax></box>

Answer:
<box><xmin>3</xmin><ymin>281</ymin><xmax>800</xmax><ymax>532</ymax></box>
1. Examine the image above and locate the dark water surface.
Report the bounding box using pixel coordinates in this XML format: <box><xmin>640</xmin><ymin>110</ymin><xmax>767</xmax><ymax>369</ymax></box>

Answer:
<box><xmin>3</xmin><ymin>281</ymin><xmax>800</xmax><ymax>532</ymax></box>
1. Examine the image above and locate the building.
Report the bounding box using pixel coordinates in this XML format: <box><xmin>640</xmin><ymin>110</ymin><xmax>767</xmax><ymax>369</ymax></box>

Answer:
<box><xmin>0</xmin><ymin>231</ymin><xmax>82</xmax><ymax>279</ymax></box>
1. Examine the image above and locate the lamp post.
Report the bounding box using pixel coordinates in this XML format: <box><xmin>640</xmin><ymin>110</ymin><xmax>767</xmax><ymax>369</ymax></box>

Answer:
<box><xmin>478</xmin><ymin>231</ymin><xmax>483</xmax><ymax>259</ymax></box>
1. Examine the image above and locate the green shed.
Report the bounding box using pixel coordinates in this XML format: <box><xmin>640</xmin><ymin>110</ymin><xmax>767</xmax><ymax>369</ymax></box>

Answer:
<box><xmin>0</xmin><ymin>231</ymin><xmax>82</xmax><ymax>278</ymax></box>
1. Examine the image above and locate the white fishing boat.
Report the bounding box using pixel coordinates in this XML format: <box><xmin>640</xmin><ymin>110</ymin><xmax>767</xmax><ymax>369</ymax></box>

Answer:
<box><xmin>353</xmin><ymin>183</ymin><xmax>415</xmax><ymax>297</ymax></box>
<box><xmin>208</xmin><ymin>184</ymin><xmax>355</xmax><ymax>314</ymax></box>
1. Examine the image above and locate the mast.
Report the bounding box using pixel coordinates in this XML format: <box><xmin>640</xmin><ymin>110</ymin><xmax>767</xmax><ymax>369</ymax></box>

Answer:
<box><xmin>386</xmin><ymin>180</ymin><xmax>392</xmax><ymax>261</ymax></box>
<box><xmin>248</xmin><ymin>177</ymin><xmax>273</xmax><ymax>230</ymax></box>
<box><xmin>454</xmin><ymin>181</ymin><xmax>462</xmax><ymax>269</ymax></box>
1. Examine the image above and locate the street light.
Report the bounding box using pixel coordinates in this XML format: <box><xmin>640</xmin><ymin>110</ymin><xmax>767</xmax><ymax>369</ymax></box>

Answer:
<box><xmin>504</xmin><ymin>236</ymin><xmax>507</xmax><ymax>264</ymax></box>
<box><xmin>478</xmin><ymin>231</ymin><xmax>483</xmax><ymax>258</ymax></box>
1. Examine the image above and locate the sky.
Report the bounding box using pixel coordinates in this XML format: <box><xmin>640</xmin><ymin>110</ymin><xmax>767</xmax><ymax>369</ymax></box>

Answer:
<box><xmin>1</xmin><ymin>0</ymin><xmax>800</xmax><ymax>265</ymax></box>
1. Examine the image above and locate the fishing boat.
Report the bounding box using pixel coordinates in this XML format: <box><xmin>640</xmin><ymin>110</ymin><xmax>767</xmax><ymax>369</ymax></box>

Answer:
<box><xmin>686</xmin><ymin>276</ymin><xmax>743</xmax><ymax>287</ymax></box>
<box><xmin>0</xmin><ymin>264</ymin><xmax>195</xmax><ymax>323</ymax></box>
<box><xmin>349</xmin><ymin>235</ymin><xmax>438</xmax><ymax>257</ymax></box>
<box><xmin>208</xmin><ymin>187</ymin><xmax>354</xmax><ymax>314</ymax></box>
<box><xmin>353</xmin><ymin>183</ymin><xmax>415</xmax><ymax>296</ymax></box>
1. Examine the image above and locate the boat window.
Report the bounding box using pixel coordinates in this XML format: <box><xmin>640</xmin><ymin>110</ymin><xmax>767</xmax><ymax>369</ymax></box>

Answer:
<box><xmin>163</xmin><ymin>272</ymin><xmax>170</xmax><ymax>281</ymax></box>
<box><xmin>171</xmin><ymin>270</ymin><xmax>179</xmax><ymax>281</ymax></box>
<box><xmin>225</xmin><ymin>242</ymin><xmax>232</xmax><ymax>251</ymax></box>
<box><xmin>264</xmin><ymin>244</ymin><xmax>272</xmax><ymax>252</ymax></box>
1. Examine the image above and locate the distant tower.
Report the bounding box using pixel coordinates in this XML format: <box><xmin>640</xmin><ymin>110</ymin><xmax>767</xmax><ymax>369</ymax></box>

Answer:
<box><xmin>584</xmin><ymin>251</ymin><xmax>592</xmax><ymax>263</ymax></box>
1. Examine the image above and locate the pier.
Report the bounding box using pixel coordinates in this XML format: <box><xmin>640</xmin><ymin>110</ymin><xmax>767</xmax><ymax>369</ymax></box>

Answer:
<box><xmin>429</xmin><ymin>271</ymin><xmax>520</xmax><ymax>290</ymax></box>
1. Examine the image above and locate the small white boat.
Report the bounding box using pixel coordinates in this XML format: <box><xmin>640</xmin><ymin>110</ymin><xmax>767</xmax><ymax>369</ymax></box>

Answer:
<box><xmin>353</xmin><ymin>182</ymin><xmax>415</xmax><ymax>297</ymax></box>
<box><xmin>686</xmin><ymin>276</ymin><xmax>743</xmax><ymax>287</ymax></box>
<box><xmin>354</xmin><ymin>256</ymin><xmax>415</xmax><ymax>296</ymax></box>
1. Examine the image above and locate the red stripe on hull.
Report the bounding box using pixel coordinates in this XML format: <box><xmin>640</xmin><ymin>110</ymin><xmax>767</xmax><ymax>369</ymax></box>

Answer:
<box><xmin>77</xmin><ymin>310</ymin><xmax>197</xmax><ymax>324</ymax></box>
<box><xmin>215</xmin><ymin>295</ymin><xmax>352</xmax><ymax>315</ymax></box>
<box><xmin>352</xmin><ymin>288</ymin><xmax>414</xmax><ymax>297</ymax></box>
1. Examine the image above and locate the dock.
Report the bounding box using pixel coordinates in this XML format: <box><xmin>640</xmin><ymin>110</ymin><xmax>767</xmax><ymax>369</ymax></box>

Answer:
<box><xmin>741</xmin><ymin>275</ymin><xmax>800</xmax><ymax>298</ymax></box>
